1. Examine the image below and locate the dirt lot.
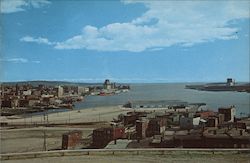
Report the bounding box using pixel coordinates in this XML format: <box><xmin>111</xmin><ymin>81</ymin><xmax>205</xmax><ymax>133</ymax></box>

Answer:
<box><xmin>0</xmin><ymin>127</ymin><xmax>95</xmax><ymax>154</ymax></box>
<box><xmin>0</xmin><ymin>106</ymin><xmax>129</xmax><ymax>154</ymax></box>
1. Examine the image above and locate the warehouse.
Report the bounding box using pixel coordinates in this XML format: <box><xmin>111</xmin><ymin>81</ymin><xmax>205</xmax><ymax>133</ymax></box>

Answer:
<box><xmin>124</xmin><ymin>100</ymin><xmax>188</xmax><ymax>109</ymax></box>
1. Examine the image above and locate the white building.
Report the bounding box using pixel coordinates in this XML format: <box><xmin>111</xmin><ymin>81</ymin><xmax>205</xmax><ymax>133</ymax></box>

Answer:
<box><xmin>180</xmin><ymin>116</ymin><xmax>201</xmax><ymax>129</ymax></box>
<box><xmin>78</xmin><ymin>86</ymin><xmax>89</xmax><ymax>95</ymax></box>
<box><xmin>23</xmin><ymin>90</ymin><xmax>32</xmax><ymax>96</ymax></box>
<box><xmin>58</xmin><ymin>86</ymin><xmax>64</xmax><ymax>97</ymax></box>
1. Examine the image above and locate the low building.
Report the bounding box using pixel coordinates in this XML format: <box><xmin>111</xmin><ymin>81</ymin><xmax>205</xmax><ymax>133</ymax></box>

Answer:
<box><xmin>218</xmin><ymin>106</ymin><xmax>236</xmax><ymax>122</ymax></box>
<box><xmin>1</xmin><ymin>99</ymin><xmax>12</xmax><ymax>108</ymax></box>
<box><xmin>28</xmin><ymin>99</ymin><xmax>40</xmax><ymax>106</ymax></box>
<box><xmin>19</xmin><ymin>99</ymin><xmax>29</xmax><ymax>107</ymax></box>
<box><xmin>32</xmin><ymin>90</ymin><xmax>41</xmax><ymax>96</ymax></box>
<box><xmin>151</xmin><ymin>128</ymin><xmax>250</xmax><ymax>148</ymax></box>
<box><xmin>92</xmin><ymin>127</ymin><xmax>125</xmax><ymax>148</ymax></box>
<box><xmin>180</xmin><ymin>117</ymin><xmax>193</xmax><ymax>129</ymax></box>
<box><xmin>123</xmin><ymin>114</ymin><xmax>138</xmax><ymax>126</ymax></box>
<box><xmin>78</xmin><ymin>86</ymin><xmax>89</xmax><ymax>95</ymax></box>
<box><xmin>196</xmin><ymin>111</ymin><xmax>215</xmax><ymax>119</ymax></box>
<box><xmin>146</xmin><ymin>118</ymin><xmax>165</xmax><ymax>137</ymax></box>
<box><xmin>180</xmin><ymin>117</ymin><xmax>201</xmax><ymax>129</ymax></box>
<box><xmin>218</xmin><ymin>113</ymin><xmax>225</xmax><ymax>125</ymax></box>
<box><xmin>127</xmin><ymin>100</ymin><xmax>188</xmax><ymax>109</ymax></box>
<box><xmin>22</xmin><ymin>90</ymin><xmax>32</xmax><ymax>96</ymax></box>
<box><xmin>136</xmin><ymin>119</ymin><xmax>149</xmax><ymax>139</ymax></box>
<box><xmin>62</xmin><ymin>131</ymin><xmax>82</xmax><ymax>150</ymax></box>
<box><xmin>167</xmin><ymin>113</ymin><xmax>181</xmax><ymax>125</ymax></box>
<box><xmin>207</xmin><ymin>117</ymin><xmax>218</xmax><ymax>127</ymax></box>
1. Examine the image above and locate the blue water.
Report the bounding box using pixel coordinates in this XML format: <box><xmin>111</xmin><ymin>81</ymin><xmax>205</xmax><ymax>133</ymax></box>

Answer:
<box><xmin>74</xmin><ymin>83</ymin><xmax>250</xmax><ymax>117</ymax></box>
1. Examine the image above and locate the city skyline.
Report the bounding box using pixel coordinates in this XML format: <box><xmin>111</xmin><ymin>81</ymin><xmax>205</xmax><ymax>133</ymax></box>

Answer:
<box><xmin>1</xmin><ymin>0</ymin><xmax>250</xmax><ymax>83</ymax></box>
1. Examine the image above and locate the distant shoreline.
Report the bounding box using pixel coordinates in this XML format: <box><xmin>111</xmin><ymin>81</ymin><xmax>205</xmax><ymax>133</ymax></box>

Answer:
<box><xmin>1</xmin><ymin>80</ymin><xmax>249</xmax><ymax>85</ymax></box>
<box><xmin>186</xmin><ymin>83</ymin><xmax>250</xmax><ymax>93</ymax></box>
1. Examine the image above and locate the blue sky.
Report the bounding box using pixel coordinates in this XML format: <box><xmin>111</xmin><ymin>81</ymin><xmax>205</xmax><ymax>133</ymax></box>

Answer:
<box><xmin>0</xmin><ymin>0</ymin><xmax>249</xmax><ymax>83</ymax></box>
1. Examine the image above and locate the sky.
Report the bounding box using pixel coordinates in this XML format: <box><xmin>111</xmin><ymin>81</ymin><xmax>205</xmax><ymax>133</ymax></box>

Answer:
<box><xmin>0</xmin><ymin>0</ymin><xmax>249</xmax><ymax>83</ymax></box>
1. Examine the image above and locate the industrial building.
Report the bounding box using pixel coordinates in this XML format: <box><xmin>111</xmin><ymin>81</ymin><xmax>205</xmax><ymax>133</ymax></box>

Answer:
<box><xmin>124</xmin><ymin>100</ymin><xmax>188</xmax><ymax>109</ymax></box>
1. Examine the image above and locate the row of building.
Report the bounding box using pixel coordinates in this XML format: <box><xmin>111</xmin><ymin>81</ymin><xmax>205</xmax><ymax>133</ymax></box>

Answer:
<box><xmin>90</xmin><ymin>102</ymin><xmax>250</xmax><ymax>149</ymax></box>
<box><xmin>0</xmin><ymin>83</ymin><xmax>88</xmax><ymax>112</ymax></box>
<box><xmin>0</xmin><ymin>79</ymin><xmax>130</xmax><ymax>115</ymax></box>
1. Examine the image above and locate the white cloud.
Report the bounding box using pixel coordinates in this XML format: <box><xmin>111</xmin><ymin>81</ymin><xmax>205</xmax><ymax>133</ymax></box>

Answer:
<box><xmin>20</xmin><ymin>36</ymin><xmax>55</xmax><ymax>45</ymax></box>
<box><xmin>32</xmin><ymin>60</ymin><xmax>41</xmax><ymax>64</ymax></box>
<box><xmin>0</xmin><ymin>58</ymin><xmax>41</xmax><ymax>64</ymax></box>
<box><xmin>0</xmin><ymin>0</ymin><xmax>50</xmax><ymax>14</ymax></box>
<box><xmin>0</xmin><ymin>58</ymin><xmax>28</xmax><ymax>63</ymax></box>
<box><xmin>21</xmin><ymin>1</ymin><xmax>250</xmax><ymax>52</ymax></box>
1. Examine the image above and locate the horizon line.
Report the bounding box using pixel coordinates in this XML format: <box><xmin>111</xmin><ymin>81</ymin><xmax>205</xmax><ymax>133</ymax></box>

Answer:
<box><xmin>1</xmin><ymin>79</ymin><xmax>250</xmax><ymax>84</ymax></box>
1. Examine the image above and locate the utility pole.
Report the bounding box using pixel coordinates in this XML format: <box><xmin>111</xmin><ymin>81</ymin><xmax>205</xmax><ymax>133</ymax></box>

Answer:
<box><xmin>43</xmin><ymin>129</ymin><xmax>47</xmax><ymax>151</ymax></box>
<box><xmin>68</xmin><ymin>112</ymin><xmax>70</xmax><ymax>124</ymax></box>
<box><xmin>43</xmin><ymin>112</ymin><xmax>46</xmax><ymax>125</ymax></box>
<box><xmin>43</xmin><ymin>111</ymin><xmax>49</xmax><ymax>125</ymax></box>
<box><xmin>43</xmin><ymin>110</ymin><xmax>47</xmax><ymax>151</ymax></box>
<box><xmin>24</xmin><ymin>110</ymin><xmax>26</xmax><ymax>127</ymax></box>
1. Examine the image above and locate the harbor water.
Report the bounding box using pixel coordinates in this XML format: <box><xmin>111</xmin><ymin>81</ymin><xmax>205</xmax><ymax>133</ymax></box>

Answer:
<box><xmin>75</xmin><ymin>83</ymin><xmax>250</xmax><ymax>117</ymax></box>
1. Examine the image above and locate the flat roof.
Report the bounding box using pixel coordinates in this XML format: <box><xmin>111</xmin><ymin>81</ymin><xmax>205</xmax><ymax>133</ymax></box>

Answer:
<box><xmin>105</xmin><ymin>139</ymin><xmax>132</xmax><ymax>149</ymax></box>
<box><xmin>129</xmin><ymin>100</ymin><xmax>188</xmax><ymax>106</ymax></box>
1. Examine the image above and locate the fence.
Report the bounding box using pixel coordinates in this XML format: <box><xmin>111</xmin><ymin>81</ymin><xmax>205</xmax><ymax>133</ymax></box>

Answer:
<box><xmin>1</xmin><ymin>148</ymin><xmax>250</xmax><ymax>160</ymax></box>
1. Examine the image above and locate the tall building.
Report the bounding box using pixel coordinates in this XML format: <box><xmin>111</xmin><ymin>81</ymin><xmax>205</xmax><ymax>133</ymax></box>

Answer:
<box><xmin>103</xmin><ymin>79</ymin><xmax>112</xmax><ymax>90</ymax></box>
<box><xmin>227</xmin><ymin>78</ymin><xmax>235</xmax><ymax>86</ymax></box>
<box><xmin>58</xmin><ymin>86</ymin><xmax>64</xmax><ymax>97</ymax></box>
